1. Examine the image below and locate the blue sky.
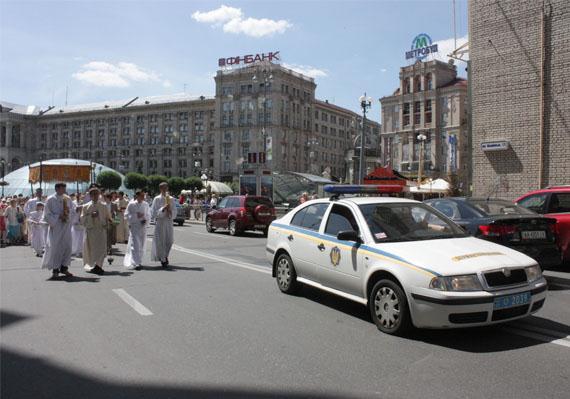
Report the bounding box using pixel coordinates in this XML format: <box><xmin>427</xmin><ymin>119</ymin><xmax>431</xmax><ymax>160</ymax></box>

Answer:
<box><xmin>0</xmin><ymin>0</ymin><xmax>468</xmax><ymax>122</ymax></box>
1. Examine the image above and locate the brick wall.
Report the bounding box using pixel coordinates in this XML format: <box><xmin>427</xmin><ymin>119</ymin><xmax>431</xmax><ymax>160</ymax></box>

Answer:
<box><xmin>470</xmin><ymin>0</ymin><xmax>570</xmax><ymax>199</ymax></box>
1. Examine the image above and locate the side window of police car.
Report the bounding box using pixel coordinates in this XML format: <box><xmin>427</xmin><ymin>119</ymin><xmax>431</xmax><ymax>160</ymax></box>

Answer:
<box><xmin>291</xmin><ymin>203</ymin><xmax>329</xmax><ymax>231</ymax></box>
<box><xmin>325</xmin><ymin>205</ymin><xmax>359</xmax><ymax>237</ymax></box>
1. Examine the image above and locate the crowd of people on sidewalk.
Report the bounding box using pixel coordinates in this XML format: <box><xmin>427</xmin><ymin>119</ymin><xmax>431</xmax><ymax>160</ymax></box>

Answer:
<box><xmin>0</xmin><ymin>181</ymin><xmax>178</xmax><ymax>280</ymax></box>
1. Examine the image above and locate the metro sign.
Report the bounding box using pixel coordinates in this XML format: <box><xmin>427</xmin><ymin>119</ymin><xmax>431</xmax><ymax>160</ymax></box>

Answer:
<box><xmin>406</xmin><ymin>33</ymin><xmax>438</xmax><ymax>61</ymax></box>
<box><xmin>219</xmin><ymin>51</ymin><xmax>280</xmax><ymax>67</ymax></box>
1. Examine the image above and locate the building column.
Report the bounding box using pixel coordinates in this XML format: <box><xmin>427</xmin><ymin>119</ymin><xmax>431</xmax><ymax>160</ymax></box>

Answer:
<box><xmin>5</xmin><ymin>122</ymin><xmax>12</xmax><ymax>147</ymax></box>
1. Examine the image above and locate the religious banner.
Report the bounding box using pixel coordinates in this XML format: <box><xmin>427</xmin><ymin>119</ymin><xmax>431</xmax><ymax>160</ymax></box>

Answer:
<box><xmin>29</xmin><ymin>164</ymin><xmax>91</xmax><ymax>184</ymax></box>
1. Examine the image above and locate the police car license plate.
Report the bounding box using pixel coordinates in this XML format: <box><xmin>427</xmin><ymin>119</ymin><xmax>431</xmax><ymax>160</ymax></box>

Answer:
<box><xmin>521</xmin><ymin>230</ymin><xmax>546</xmax><ymax>240</ymax></box>
<box><xmin>493</xmin><ymin>292</ymin><xmax>531</xmax><ymax>309</ymax></box>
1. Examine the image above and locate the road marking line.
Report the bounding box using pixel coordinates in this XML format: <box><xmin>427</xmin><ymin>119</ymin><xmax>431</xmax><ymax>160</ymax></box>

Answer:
<box><xmin>113</xmin><ymin>288</ymin><xmax>153</xmax><ymax>316</ymax></box>
<box><xmin>172</xmin><ymin>244</ymin><xmax>271</xmax><ymax>275</ymax></box>
<box><xmin>191</xmin><ymin>231</ymin><xmax>227</xmax><ymax>238</ymax></box>
<box><xmin>502</xmin><ymin>327</ymin><xmax>570</xmax><ymax>348</ymax></box>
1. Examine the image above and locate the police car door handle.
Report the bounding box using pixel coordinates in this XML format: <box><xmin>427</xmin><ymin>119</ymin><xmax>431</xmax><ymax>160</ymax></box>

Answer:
<box><xmin>317</xmin><ymin>243</ymin><xmax>326</xmax><ymax>251</ymax></box>
<box><xmin>287</xmin><ymin>234</ymin><xmax>294</xmax><ymax>241</ymax></box>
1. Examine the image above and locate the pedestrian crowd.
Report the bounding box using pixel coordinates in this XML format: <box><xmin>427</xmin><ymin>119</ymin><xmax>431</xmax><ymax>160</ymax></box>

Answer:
<box><xmin>0</xmin><ymin>182</ymin><xmax>177</xmax><ymax>280</ymax></box>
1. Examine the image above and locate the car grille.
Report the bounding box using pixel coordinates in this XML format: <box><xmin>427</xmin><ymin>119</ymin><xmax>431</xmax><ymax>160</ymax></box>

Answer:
<box><xmin>449</xmin><ymin>312</ymin><xmax>488</xmax><ymax>324</ymax></box>
<box><xmin>484</xmin><ymin>269</ymin><xmax>527</xmax><ymax>288</ymax></box>
<box><xmin>491</xmin><ymin>304</ymin><xmax>529</xmax><ymax>321</ymax></box>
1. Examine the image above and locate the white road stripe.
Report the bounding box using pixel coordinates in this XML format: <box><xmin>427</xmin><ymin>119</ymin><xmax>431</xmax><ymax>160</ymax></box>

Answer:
<box><xmin>113</xmin><ymin>288</ymin><xmax>153</xmax><ymax>316</ymax></box>
<box><xmin>502</xmin><ymin>327</ymin><xmax>570</xmax><ymax>348</ymax></box>
<box><xmin>172</xmin><ymin>244</ymin><xmax>271</xmax><ymax>275</ymax></box>
<box><xmin>190</xmin><ymin>231</ymin><xmax>227</xmax><ymax>238</ymax></box>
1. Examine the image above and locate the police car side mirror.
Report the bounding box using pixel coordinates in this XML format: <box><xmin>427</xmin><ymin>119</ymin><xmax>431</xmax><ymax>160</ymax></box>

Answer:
<box><xmin>211</xmin><ymin>205</ymin><xmax>217</xmax><ymax>210</ymax></box>
<box><xmin>337</xmin><ymin>230</ymin><xmax>360</xmax><ymax>242</ymax></box>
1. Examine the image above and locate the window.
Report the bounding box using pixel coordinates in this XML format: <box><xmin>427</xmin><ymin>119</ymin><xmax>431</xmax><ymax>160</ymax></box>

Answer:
<box><xmin>425</xmin><ymin>100</ymin><xmax>432</xmax><ymax>125</ymax></box>
<box><xmin>517</xmin><ymin>194</ymin><xmax>548</xmax><ymax>213</ymax></box>
<box><xmin>426</xmin><ymin>73</ymin><xmax>433</xmax><ymax>90</ymax></box>
<box><xmin>325</xmin><ymin>205</ymin><xmax>359</xmax><ymax>236</ymax></box>
<box><xmin>217</xmin><ymin>197</ymin><xmax>229</xmax><ymax>209</ymax></box>
<box><xmin>290</xmin><ymin>203</ymin><xmax>329</xmax><ymax>231</ymax></box>
<box><xmin>403</xmin><ymin>103</ymin><xmax>410</xmax><ymax>126</ymax></box>
<box><xmin>548</xmin><ymin>193</ymin><xmax>570</xmax><ymax>213</ymax></box>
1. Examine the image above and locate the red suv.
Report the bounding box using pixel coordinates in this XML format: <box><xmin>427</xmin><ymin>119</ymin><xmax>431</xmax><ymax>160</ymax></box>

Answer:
<box><xmin>516</xmin><ymin>187</ymin><xmax>570</xmax><ymax>264</ymax></box>
<box><xmin>206</xmin><ymin>196</ymin><xmax>276</xmax><ymax>236</ymax></box>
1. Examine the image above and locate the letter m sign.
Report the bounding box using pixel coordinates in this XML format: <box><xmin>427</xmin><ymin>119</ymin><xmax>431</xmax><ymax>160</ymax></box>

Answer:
<box><xmin>414</xmin><ymin>36</ymin><xmax>429</xmax><ymax>49</ymax></box>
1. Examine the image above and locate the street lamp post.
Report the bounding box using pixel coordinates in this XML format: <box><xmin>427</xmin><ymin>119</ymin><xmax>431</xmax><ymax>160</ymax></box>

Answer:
<box><xmin>358</xmin><ymin>94</ymin><xmax>372</xmax><ymax>184</ymax></box>
<box><xmin>416</xmin><ymin>133</ymin><xmax>427</xmax><ymax>186</ymax></box>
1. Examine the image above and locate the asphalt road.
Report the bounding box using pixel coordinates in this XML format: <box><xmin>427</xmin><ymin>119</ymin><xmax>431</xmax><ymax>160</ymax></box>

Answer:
<box><xmin>1</xmin><ymin>222</ymin><xmax>570</xmax><ymax>399</ymax></box>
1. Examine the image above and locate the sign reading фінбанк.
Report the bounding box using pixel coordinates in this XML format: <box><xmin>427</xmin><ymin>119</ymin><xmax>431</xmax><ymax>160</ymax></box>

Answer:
<box><xmin>219</xmin><ymin>51</ymin><xmax>280</xmax><ymax>67</ymax></box>
<box><xmin>406</xmin><ymin>34</ymin><xmax>438</xmax><ymax>61</ymax></box>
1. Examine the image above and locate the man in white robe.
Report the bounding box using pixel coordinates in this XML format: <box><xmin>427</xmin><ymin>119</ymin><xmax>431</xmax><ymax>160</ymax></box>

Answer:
<box><xmin>71</xmin><ymin>194</ymin><xmax>85</xmax><ymax>257</ymax></box>
<box><xmin>81</xmin><ymin>188</ymin><xmax>111</xmax><ymax>275</ymax></box>
<box><xmin>124</xmin><ymin>190</ymin><xmax>151</xmax><ymax>270</ymax></box>
<box><xmin>151</xmin><ymin>182</ymin><xmax>176</xmax><ymax>268</ymax></box>
<box><xmin>41</xmin><ymin>183</ymin><xmax>75</xmax><ymax>278</ymax></box>
<box><xmin>29</xmin><ymin>202</ymin><xmax>46</xmax><ymax>257</ymax></box>
<box><xmin>24</xmin><ymin>188</ymin><xmax>43</xmax><ymax>245</ymax></box>
<box><xmin>115</xmin><ymin>191</ymin><xmax>129</xmax><ymax>244</ymax></box>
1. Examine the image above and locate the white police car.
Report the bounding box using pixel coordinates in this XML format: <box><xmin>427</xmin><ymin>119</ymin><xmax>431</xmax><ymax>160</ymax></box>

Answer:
<box><xmin>266</xmin><ymin>186</ymin><xmax>547</xmax><ymax>335</ymax></box>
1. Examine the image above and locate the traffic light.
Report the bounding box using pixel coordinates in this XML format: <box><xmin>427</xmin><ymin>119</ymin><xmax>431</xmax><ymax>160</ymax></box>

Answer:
<box><xmin>259</xmin><ymin>152</ymin><xmax>266</xmax><ymax>164</ymax></box>
<box><xmin>248</xmin><ymin>152</ymin><xmax>257</xmax><ymax>164</ymax></box>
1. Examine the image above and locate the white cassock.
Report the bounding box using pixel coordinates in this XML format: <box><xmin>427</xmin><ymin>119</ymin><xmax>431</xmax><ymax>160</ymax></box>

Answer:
<box><xmin>151</xmin><ymin>194</ymin><xmax>176</xmax><ymax>262</ymax></box>
<box><xmin>25</xmin><ymin>197</ymin><xmax>41</xmax><ymax>244</ymax></box>
<box><xmin>71</xmin><ymin>202</ymin><xmax>85</xmax><ymax>256</ymax></box>
<box><xmin>29</xmin><ymin>210</ymin><xmax>47</xmax><ymax>255</ymax></box>
<box><xmin>115</xmin><ymin>198</ymin><xmax>129</xmax><ymax>243</ymax></box>
<box><xmin>80</xmin><ymin>200</ymin><xmax>111</xmax><ymax>271</ymax></box>
<box><xmin>123</xmin><ymin>200</ymin><xmax>151</xmax><ymax>269</ymax></box>
<box><xmin>41</xmin><ymin>194</ymin><xmax>75</xmax><ymax>270</ymax></box>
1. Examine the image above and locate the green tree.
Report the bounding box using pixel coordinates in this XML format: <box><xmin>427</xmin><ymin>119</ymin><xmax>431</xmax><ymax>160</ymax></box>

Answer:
<box><xmin>96</xmin><ymin>170</ymin><xmax>122</xmax><ymax>191</ymax></box>
<box><xmin>147</xmin><ymin>175</ymin><xmax>168</xmax><ymax>196</ymax></box>
<box><xmin>168</xmin><ymin>176</ymin><xmax>186</xmax><ymax>196</ymax></box>
<box><xmin>124</xmin><ymin>172</ymin><xmax>148</xmax><ymax>191</ymax></box>
<box><xmin>184</xmin><ymin>176</ymin><xmax>204</xmax><ymax>192</ymax></box>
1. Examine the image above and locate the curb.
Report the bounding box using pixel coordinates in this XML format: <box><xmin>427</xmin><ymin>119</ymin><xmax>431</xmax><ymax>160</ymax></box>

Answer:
<box><xmin>544</xmin><ymin>270</ymin><xmax>570</xmax><ymax>289</ymax></box>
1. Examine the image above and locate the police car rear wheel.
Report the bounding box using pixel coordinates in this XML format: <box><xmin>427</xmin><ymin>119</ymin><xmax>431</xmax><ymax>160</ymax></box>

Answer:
<box><xmin>276</xmin><ymin>254</ymin><xmax>299</xmax><ymax>294</ymax></box>
<box><xmin>369</xmin><ymin>279</ymin><xmax>411</xmax><ymax>335</ymax></box>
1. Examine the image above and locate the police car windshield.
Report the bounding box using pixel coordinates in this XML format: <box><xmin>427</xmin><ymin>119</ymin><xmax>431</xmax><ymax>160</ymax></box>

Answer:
<box><xmin>359</xmin><ymin>203</ymin><xmax>467</xmax><ymax>243</ymax></box>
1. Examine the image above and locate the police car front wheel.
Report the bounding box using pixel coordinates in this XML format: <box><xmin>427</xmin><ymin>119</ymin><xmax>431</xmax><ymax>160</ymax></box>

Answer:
<box><xmin>276</xmin><ymin>253</ymin><xmax>300</xmax><ymax>294</ymax></box>
<box><xmin>369</xmin><ymin>279</ymin><xmax>412</xmax><ymax>335</ymax></box>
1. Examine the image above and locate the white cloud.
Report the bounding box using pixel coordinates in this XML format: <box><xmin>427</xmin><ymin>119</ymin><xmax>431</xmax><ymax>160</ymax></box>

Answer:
<box><xmin>72</xmin><ymin>61</ymin><xmax>169</xmax><ymax>88</ymax></box>
<box><xmin>431</xmin><ymin>35</ymin><xmax>469</xmax><ymax>63</ymax></box>
<box><xmin>191</xmin><ymin>5</ymin><xmax>242</xmax><ymax>24</ymax></box>
<box><xmin>282</xmin><ymin>63</ymin><xmax>328</xmax><ymax>79</ymax></box>
<box><xmin>223</xmin><ymin>17</ymin><xmax>292</xmax><ymax>38</ymax></box>
<box><xmin>192</xmin><ymin>5</ymin><xmax>292</xmax><ymax>38</ymax></box>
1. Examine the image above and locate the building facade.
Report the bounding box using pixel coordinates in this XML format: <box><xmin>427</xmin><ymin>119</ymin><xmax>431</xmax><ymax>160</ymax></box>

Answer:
<box><xmin>1</xmin><ymin>62</ymin><xmax>380</xmax><ymax>183</ymax></box>
<box><xmin>380</xmin><ymin>60</ymin><xmax>469</xmax><ymax>191</ymax></box>
<box><xmin>470</xmin><ymin>0</ymin><xmax>570</xmax><ymax>199</ymax></box>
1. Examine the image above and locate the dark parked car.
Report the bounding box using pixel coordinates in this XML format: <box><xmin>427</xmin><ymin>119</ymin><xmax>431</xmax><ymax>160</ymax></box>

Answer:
<box><xmin>206</xmin><ymin>195</ymin><xmax>276</xmax><ymax>236</ymax></box>
<box><xmin>424</xmin><ymin>198</ymin><xmax>561</xmax><ymax>267</ymax></box>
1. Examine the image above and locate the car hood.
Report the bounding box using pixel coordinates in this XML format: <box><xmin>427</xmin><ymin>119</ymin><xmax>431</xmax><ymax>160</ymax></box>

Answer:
<box><xmin>368</xmin><ymin>236</ymin><xmax>536</xmax><ymax>276</ymax></box>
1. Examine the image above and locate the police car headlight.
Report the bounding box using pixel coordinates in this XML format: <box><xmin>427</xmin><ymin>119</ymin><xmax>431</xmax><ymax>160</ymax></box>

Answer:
<box><xmin>429</xmin><ymin>275</ymin><xmax>483</xmax><ymax>291</ymax></box>
<box><xmin>525</xmin><ymin>264</ymin><xmax>542</xmax><ymax>282</ymax></box>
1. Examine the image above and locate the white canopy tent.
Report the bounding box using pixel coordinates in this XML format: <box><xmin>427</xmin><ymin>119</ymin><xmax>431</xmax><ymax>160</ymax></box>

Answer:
<box><xmin>203</xmin><ymin>181</ymin><xmax>233</xmax><ymax>195</ymax></box>
<box><xmin>410</xmin><ymin>178</ymin><xmax>450</xmax><ymax>194</ymax></box>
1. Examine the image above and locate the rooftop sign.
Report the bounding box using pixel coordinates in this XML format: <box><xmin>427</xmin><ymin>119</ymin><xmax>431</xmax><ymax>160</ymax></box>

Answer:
<box><xmin>219</xmin><ymin>51</ymin><xmax>280</xmax><ymax>67</ymax></box>
<box><xmin>406</xmin><ymin>34</ymin><xmax>438</xmax><ymax>61</ymax></box>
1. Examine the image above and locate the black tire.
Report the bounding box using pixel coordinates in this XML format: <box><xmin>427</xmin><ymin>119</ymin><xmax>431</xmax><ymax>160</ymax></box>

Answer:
<box><xmin>177</xmin><ymin>221</ymin><xmax>184</xmax><ymax>226</ymax></box>
<box><xmin>275</xmin><ymin>253</ymin><xmax>300</xmax><ymax>294</ymax></box>
<box><xmin>228</xmin><ymin>219</ymin><xmax>240</xmax><ymax>236</ymax></box>
<box><xmin>262</xmin><ymin>227</ymin><xmax>269</xmax><ymax>237</ymax></box>
<box><xmin>205</xmin><ymin>217</ymin><xmax>215</xmax><ymax>233</ymax></box>
<box><xmin>369</xmin><ymin>279</ymin><xmax>412</xmax><ymax>336</ymax></box>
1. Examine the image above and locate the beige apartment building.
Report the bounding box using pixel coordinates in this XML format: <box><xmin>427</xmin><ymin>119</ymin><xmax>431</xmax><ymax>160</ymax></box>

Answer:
<box><xmin>470</xmin><ymin>0</ymin><xmax>570</xmax><ymax>199</ymax></box>
<box><xmin>1</xmin><ymin>62</ymin><xmax>380</xmax><ymax>183</ymax></box>
<box><xmin>380</xmin><ymin>60</ymin><xmax>469</xmax><ymax>191</ymax></box>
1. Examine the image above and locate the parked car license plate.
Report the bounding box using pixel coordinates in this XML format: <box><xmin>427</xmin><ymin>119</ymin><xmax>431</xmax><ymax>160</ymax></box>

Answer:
<box><xmin>521</xmin><ymin>230</ymin><xmax>546</xmax><ymax>240</ymax></box>
<box><xmin>493</xmin><ymin>292</ymin><xmax>531</xmax><ymax>309</ymax></box>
